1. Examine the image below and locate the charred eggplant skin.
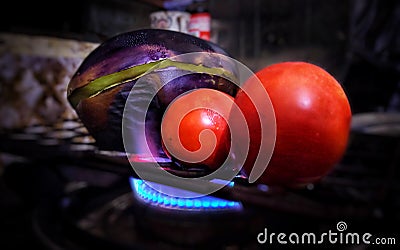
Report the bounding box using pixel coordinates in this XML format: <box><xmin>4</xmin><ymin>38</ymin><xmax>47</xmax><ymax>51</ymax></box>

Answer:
<box><xmin>67</xmin><ymin>29</ymin><xmax>237</xmax><ymax>154</ymax></box>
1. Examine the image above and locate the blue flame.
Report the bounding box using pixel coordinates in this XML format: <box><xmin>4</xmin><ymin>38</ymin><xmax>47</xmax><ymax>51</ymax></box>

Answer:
<box><xmin>129</xmin><ymin>177</ymin><xmax>242</xmax><ymax>211</ymax></box>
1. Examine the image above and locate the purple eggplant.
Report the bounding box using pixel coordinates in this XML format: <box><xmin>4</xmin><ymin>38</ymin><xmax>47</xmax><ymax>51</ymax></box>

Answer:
<box><xmin>67</xmin><ymin>29</ymin><xmax>238</xmax><ymax>158</ymax></box>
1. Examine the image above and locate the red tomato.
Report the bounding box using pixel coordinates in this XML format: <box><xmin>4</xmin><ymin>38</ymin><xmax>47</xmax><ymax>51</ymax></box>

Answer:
<box><xmin>161</xmin><ymin>88</ymin><xmax>233</xmax><ymax>170</ymax></box>
<box><xmin>236</xmin><ymin>61</ymin><xmax>352</xmax><ymax>188</ymax></box>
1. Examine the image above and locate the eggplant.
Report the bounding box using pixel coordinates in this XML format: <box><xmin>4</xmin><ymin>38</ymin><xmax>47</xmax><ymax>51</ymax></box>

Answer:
<box><xmin>67</xmin><ymin>29</ymin><xmax>238</xmax><ymax>158</ymax></box>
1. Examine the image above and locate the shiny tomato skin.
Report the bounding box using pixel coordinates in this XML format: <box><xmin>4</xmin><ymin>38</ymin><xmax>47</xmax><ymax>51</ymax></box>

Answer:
<box><xmin>238</xmin><ymin>61</ymin><xmax>352</xmax><ymax>188</ymax></box>
<box><xmin>161</xmin><ymin>89</ymin><xmax>233</xmax><ymax>170</ymax></box>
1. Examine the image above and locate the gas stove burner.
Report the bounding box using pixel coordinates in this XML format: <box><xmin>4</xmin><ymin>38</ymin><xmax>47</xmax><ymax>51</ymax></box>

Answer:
<box><xmin>130</xmin><ymin>178</ymin><xmax>242</xmax><ymax>211</ymax></box>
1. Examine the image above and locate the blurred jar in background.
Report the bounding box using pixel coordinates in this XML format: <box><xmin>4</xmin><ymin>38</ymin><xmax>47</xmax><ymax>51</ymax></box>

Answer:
<box><xmin>187</xmin><ymin>0</ymin><xmax>211</xmax><ymax>41</ymax></box>
<box><xmin>150</xmin><ymin>10</ymin><xmax>191</xmax><ymax>34</ymax></box>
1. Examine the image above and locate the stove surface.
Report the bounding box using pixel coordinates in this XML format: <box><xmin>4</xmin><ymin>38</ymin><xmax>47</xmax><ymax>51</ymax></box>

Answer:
<box><xmin>1</xmin><ymin>117</ymin><xmax>399</xmax><ymax>249</ymax></box>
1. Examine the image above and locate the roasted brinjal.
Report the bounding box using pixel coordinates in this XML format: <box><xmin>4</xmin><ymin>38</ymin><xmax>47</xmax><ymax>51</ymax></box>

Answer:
<box><xmin>67</xmin><ymin>29</ymin><xmax>238</xmax><ymax>160</ymax></box>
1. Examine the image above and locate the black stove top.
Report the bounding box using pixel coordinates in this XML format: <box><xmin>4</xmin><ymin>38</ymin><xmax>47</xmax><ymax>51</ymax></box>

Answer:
<box><xmin>1</xmin><ymin>117</ymin><xmax>399</xmax><ymax>249</ymax></box>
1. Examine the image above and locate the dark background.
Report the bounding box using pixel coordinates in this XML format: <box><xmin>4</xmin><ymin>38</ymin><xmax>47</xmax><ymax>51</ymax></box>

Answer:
<box><xmin>2</xmin><ymin>0</ymin><xmax>399</xmax><ymax>113</ymax></box>
<box><xmin>1</xmin><ymin>0</ymin><xmax>400</xmax><ymax>249</ymax></box>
